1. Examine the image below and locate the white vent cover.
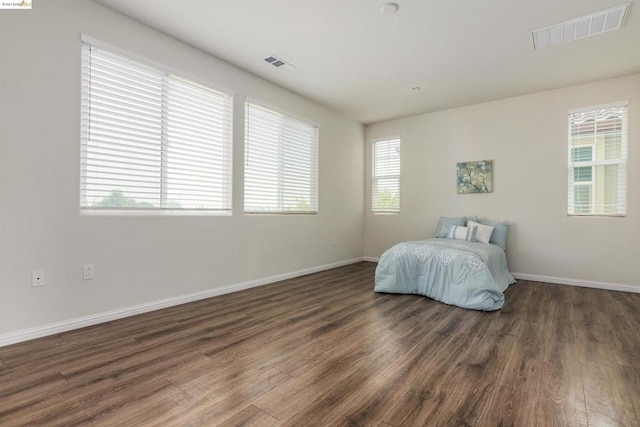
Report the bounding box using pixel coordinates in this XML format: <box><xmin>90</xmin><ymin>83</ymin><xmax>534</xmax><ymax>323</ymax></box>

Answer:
<box><xmin>264</xmin><ymin>55</ymin><xmax>295</xmax><ymax>69</ymax></box>
<box><xmin>532</xmin><ymin>3</ymin><xmax>629</xmax><ymax>50</ymax></box>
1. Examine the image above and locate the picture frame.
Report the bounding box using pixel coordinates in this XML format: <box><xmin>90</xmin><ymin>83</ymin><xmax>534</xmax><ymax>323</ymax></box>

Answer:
<box><xmin>457</xmin><ymin>160</ymin><xmax>493</xmax><ymax>194</ymax></box>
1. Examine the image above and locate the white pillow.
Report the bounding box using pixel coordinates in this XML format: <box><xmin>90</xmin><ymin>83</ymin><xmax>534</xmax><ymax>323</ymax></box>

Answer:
<box><xmin>467</xmin><ymin>220</ymin><xmax>494</xmax><ymax>244</ymax></box>
<box><xmin>447</xmin><ymin>225</ymin><xmax>477</xmax><ymax>242</ymax></box>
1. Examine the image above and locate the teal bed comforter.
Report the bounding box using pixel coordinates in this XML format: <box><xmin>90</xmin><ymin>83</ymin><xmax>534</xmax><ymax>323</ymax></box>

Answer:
<box><xmin>374</xmin><ymin>238</ymin><xmax>516</xmax><ymax>311</ymax></box>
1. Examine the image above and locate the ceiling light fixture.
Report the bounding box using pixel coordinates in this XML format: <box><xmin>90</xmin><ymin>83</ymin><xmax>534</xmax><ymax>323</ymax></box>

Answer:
<box><xmin>532</xmin><ymin>3</ymin><xmax>629</xmax><ymax>50</ymax></box>
<box><xmin>381</xmin><ymin>3</ymin><xmax>399</xmax><ymax>15</ymax></box>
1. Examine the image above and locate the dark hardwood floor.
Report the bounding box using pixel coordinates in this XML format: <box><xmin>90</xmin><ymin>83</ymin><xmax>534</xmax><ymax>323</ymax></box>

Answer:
<box><xmin>1</xmin><ymin>262</ymin><xmax>639</xmax><ymax>426</ymax></box>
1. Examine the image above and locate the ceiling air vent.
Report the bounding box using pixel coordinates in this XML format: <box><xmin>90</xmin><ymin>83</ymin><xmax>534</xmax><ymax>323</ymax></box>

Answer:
<box><xmin>264</xmin><ymin>55</ymin><xmax>294</xmax><ymax>69</ymax></box>
<box><xmin>532</xmin><ymin>3</ymin><xmax>629</xmax><ymax>50</ymax></box>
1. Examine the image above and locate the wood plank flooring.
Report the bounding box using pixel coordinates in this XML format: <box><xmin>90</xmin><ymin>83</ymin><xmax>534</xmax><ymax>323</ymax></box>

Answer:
<box><xmin>1</xmin><ymin>262</ymin><xmax>639</xmax><ymax>426</ymax></box>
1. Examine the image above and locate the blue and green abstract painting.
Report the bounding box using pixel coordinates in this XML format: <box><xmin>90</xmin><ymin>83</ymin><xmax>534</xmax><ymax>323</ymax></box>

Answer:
<box><xmin>457</xmin><ymin>160</ymin><xmax>493</xmax><ymax>194</ymax></box>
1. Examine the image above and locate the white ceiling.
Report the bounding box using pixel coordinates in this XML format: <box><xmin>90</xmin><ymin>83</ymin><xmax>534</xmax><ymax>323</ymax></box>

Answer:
<box><xmin>94</xmin><ymin>0</ymin><xmax>640</xmax><ymax>124</ymax></box>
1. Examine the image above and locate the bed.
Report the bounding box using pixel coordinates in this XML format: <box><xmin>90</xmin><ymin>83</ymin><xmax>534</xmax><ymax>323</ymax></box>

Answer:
<box><xmin>374</xmin><ymin>217</ymin><xmax>516</xmax><ymax>311</ymax></box>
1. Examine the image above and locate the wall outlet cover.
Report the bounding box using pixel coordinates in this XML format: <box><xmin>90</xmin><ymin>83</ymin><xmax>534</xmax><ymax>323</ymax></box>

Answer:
<box><xmin>83</xmin><ymin>265</ymin><xmax>94</xmax><ymax>280</ymax></box>
<box><xmin>32</xmin><ymin>270</ymin><xmax>45</xmax><ymax>287</ymax></box>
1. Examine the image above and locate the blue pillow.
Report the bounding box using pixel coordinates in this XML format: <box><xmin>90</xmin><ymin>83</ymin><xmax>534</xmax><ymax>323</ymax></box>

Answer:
<box><xmin>434</xmin><ymin>216</ymin><xmax>466</xmax><ymax>238</ymax></box>
<box><xmin>479</xmin><ymin>219</ymin><xmax>509</xmax><ymax>249</ymax></box>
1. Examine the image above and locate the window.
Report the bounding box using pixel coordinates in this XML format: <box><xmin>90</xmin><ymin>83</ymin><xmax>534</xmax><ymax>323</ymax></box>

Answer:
<box><xmin>244</xmin><ymin>102</ymin><xmax>318</xmax><ymax>213</ymax></box>
<box><xmin>372</xmin><ymin>137</ymin><xmax>400</xmax><ymax>213</ymax></box>
<box><xmin>80</xmin><ymin>39</ymin><xmax>233</xmax><ymax>214</ymax></box>
<box><xmin>571</xmin><ymin>146</ymin><xmax>593</xmax><ymax>214</ymax></box>
<box><xmin>568</xmin><ymin>102</ymin><xmax>627</xmax><ymax>216</ymax></box>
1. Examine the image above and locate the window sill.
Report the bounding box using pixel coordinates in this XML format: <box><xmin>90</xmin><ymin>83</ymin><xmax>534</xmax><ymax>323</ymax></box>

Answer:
<box><xmin>80</xmin><ymin>209</ymin><xmax>232</xmax><ymax>217</ymax></box>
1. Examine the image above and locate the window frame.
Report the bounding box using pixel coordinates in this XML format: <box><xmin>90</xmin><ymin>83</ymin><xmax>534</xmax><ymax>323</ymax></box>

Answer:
<box><xmin>567</xmin><ymin>101</ymin><xmax>628</xmax><ymax>217</ymax></box>
<box><xmin>243</xmin><ymin>100</ymin><xmax>319</xmax><ymax>215</ymax></box>
<box><xmin>79</xmin><ymin>36</ymin><xmax>234</xmax><ymax>216</ymax></box>
<box><xmin>371</xmin><ymin>136</ymin><xmax>401</xmax><ymax>214</ymax></box>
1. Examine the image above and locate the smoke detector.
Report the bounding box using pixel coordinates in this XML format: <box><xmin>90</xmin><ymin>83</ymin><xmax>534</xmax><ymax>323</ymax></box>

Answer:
<box><xmin>381</xmin><ymin>3</ymin><xmax>399</xmax><ymax>15</ymax></box>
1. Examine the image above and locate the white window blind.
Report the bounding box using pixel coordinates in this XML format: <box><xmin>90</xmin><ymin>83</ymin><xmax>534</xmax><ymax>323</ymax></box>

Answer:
<box><xmin>80</xmin><ymin>40</ymin><xmax>233</xmax><ymax>213</ymax></box>
<box><xmin>244</xmin><ymin>102</ymin><xmax>318</xmax><ymax>213</ymax></box>
<box><xmin>372</xmin><ymin>137</ymin><xmax>400</xmax><ymax>213</ymax></box>
<box><xmin>568</xmin><ymin>103</ymin><xmax>627</xmax><ymax>216</ymax></box>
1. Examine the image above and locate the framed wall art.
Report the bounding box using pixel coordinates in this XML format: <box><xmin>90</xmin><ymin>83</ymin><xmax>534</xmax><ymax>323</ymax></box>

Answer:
<box><xmin>457</xmin><ymin>160</ymin><xmax>493</xmax><ymax>194</ymax></box>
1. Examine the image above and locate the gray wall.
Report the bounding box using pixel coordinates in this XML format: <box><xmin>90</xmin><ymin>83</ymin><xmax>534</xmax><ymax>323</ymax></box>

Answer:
<box><xmin>365</xmin><ymin>73</ymin><xmax>640</xmax><ymax>288</ymax></box>
<box><xmin>0</xmin><ymin>0</ymin><xmax>364</xmax><ymax>335</ymax></box>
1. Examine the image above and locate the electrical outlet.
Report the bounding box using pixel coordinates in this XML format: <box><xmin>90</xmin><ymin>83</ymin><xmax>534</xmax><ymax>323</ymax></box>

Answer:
<box><xmin>83</xmin><ymin>264</ymin><xmax>94</xmax><ymax>280</ymax></box>
<box><xmin>31</xmin><ymin>270</ymin><xmax>45</xmax><ymax>287</ymax></box>
<box><xmin>331</xmin><ymin>236</ymin><xmax>336</xmax><ymax>247</ymax></box>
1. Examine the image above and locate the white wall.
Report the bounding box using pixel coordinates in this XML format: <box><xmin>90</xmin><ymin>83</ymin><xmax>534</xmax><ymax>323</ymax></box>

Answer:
<box><xmin>0</xmin><ymin>0</ymin><xmax>364</xmax><ymax>336</ymax></box>
<box><xmin>365</xmin><ymin>74</ymin><xmax>640</xmax><ymax>288</ymax></box>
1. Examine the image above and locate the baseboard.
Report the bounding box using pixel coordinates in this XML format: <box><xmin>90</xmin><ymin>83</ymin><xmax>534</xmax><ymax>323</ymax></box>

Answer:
<box><xmin>511</xmin><ymin>272</ymin><xmax>639</xmax><ymax>294</ymax></box>
<box><xmin>363</xmin><ymin>256</ymin><xmax>379</xmax><ymax>262</ymax></box>
<box><xmin>0</xmin><ymin>257</ymin><xmax>365</xmax><ymax>347</ymax></box>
